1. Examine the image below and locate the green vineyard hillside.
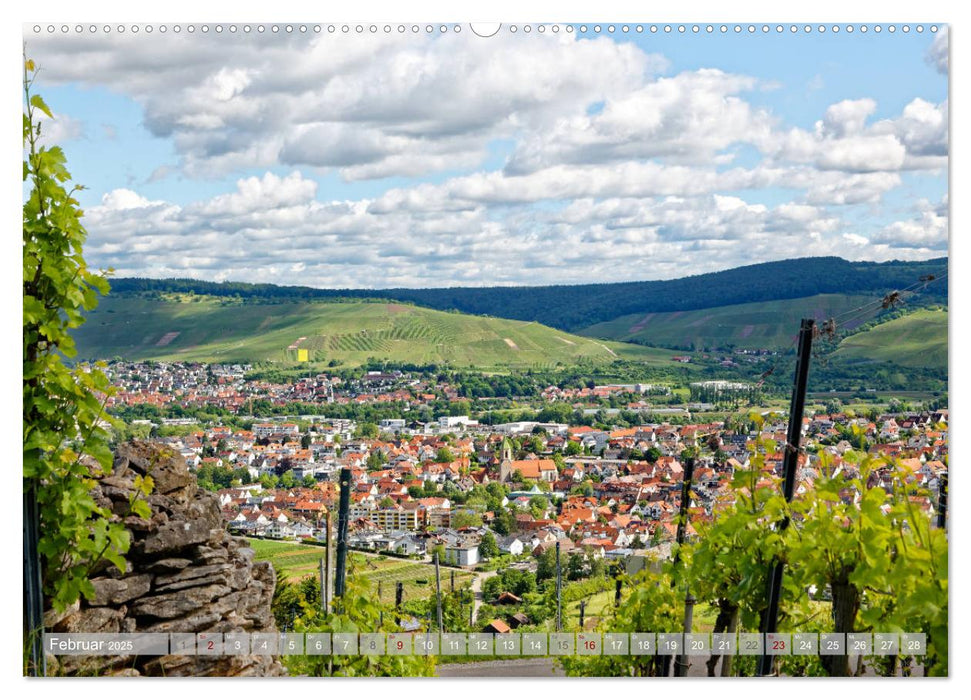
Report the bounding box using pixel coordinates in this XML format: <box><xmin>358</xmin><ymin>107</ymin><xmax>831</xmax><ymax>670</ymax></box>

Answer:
<box><xmin>833</xmin><ymin>308</ymin><xmax>948</xmax><ymax>369</ymax></box>
<box><xmin>72</xmin><ymin>294</ymin><xmax>673</xmax><ymax>369</ymax></box>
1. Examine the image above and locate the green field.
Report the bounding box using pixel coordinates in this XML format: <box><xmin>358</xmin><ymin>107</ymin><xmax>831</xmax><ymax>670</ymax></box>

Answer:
<box><xmin>834</xmin><ymin>308</ymin><xmax>948</xmax><ymax>369</ymax></box>
<box><xmin>73</xmin><ymin>295</ymin><xmax>675</xmax><ymax>370</ymax></box>
<box><xmin>580</xmin><ymin>294</ymin><xmax>884</xmax><ymax>350</ymax></box>
<box><xmin>247</xmin><ymin>538</ymin><xmax>474</xmax><ymax>604</ymax></box>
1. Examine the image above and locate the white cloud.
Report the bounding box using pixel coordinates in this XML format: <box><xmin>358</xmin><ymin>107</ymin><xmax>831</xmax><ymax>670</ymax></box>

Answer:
<box><xmin>194</xmin><ymin>172</ymin><xmax>318</xmax><ymax>216</ymax></box>
<box><xmin>79</xmin><ymin>175</ymin><xmax>886</xmax><ymax>288</ymax></box>
<box><xmin>99</xmin><ymin>188</ymin><xmax>163</xmax><ymax>210</ymax></box>
<box><xmin>870</xmin><ymin>198</ymin><xmax>948</xmax><ymax>250</ymax></box>
<box><xmin>872</xmin><ymin>98</ymin><xmax>948</xmax><ymax>168</ymax></box>
<box><xmin>802</xmin><ymin>171</ymin><xmax>902</xmax><ymax>205</ymax></box>
<box><xmin>842</xmin><ymin>233</ymin><xmax>870</xmax><ymax>247</ymax></box>
<box><xmin>926</xmin><ymin>26</ymin><xmax>948</xmax><ymax>75</ymax></box>
<box><xmin>819</xmin><ymin>99</ymin><xmax>877</xmax><ymax>138</ymax></box>
<box><xmin>28</xmin><ymin>30</ymin><xmax>947</xmax><ymax>288</ymax></box>
<box><xmin>35</xmin><ymin>110</ymin><xmax>83</xmax><ymax>144</ymax></box>
<box><xmin>763</xmin><ymin>97</ymin><xmax>946</xmax><ymax>175</ymax></box>
<box><xmin>32</xmin><ymin>31</ymin><xmax>661</xmax><ymax>180</ymax></box>
<box><xmin>506</xmin><ymin>69</ymin><xmax>774</xmax><ymax>173</ymax></box>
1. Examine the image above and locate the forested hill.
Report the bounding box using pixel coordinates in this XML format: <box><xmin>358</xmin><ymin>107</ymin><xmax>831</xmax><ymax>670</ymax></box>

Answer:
<box><xmin>111</xmin><ymin>256</ymin><xmax>947</xmax><ymax>332</ymax></box>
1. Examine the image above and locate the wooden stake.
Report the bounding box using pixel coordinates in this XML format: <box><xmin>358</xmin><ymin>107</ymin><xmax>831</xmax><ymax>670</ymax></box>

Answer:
<box><xmin>555</xmin><ymin>541</ymin><xmax>562</xmax><ymax>632</ymax></box>
<box><xmin>434</xmin><ymin>552</ymin><xmax>443</xmax><ymax>632</ymax></box>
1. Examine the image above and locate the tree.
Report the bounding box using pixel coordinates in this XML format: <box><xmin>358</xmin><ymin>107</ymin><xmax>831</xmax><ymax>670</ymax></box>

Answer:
<box><xmin>279</xmin><ymin>470</ymin><xmax>297</xmax><ymax>489</ymax></box>
<box><xmin>435</xmin><ymin>447</ymin><xmax>455</xmax><ymax>463</ymax></box>
<box><xmin>479</xmin><ymin>531</ymin><xmax>500</xmax><ymax>559</ymax></box>
<box><xmin>430</xmin><ymin>544</ymin><xmax>447</xmax><ymax>563</ymax></box>
<box><xmin>366</xmin><ymin>450</ymin><xmax>386</xmax><ymax>471</ymax></box>
<box><xmin>481</xmin><ymin>575</ymin><xmax>504</xmax><ymax>602</ymax></box>
<box><xmin>524</xmin><ymin>435</ymin><xmax>545</xmax><ymax>454</ymax></box>
<box><xmin>485</xmin><ymin>481</ymin><xmax>508</xmax><ymax>500</ymax></box>
<box><xmin>302</xmin><ymin>474</ymin><xmax>317</xmax><ymax>488</ymax></box>
<box><xmin>536</xmin><ymin>547</ymin><xmax>557</xmax><ymax>581</ymax></box>
<box><xmin>528</xmin><ymin>495</ymin><xmax>549</xmax><ymax>519</ymax></box>
<box><xmin>23</xmin><ymin>58</ymin><xmax>151</xmax><ymax>674</ymax></box>
<box><xmin>450</xmin><ymin>510</ymin><xmax>482</xmax><ymax>529</ymax></box>
<box><xmin>564</xmin><ymin>440</ymin><xmax>583</xmax><ymax>456</ymax></box>
<box><xmin>491</xmin><ymin>507</ymin><xmax>515</xmax><ymax>536</ymax></box>
<box><xmin>566</xmin><ymin>552</ymin><xmax>587</xmax><ymax>581</ymax></box>
<box><xmin>355</xmin><ymin>422</ymin><xmax>379</xmax><ymax>438</ymax></box>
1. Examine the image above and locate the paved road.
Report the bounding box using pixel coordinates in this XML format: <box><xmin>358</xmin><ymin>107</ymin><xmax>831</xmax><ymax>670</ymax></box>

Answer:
<box><xmin>436</xmin><ymin>655</ymin><xmax>725</xmax><ymax>678</ymax></box>
<box><xmin>437</xmin><ymin>658</ymin><xmax>565</xmax><ymax>677</ymax></box>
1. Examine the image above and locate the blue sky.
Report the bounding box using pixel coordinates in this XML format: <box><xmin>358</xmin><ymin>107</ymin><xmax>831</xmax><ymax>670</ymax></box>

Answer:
<box><xmin>25</xmin><ymin>22</ymin><xmax>948</xmax><ymax>288</ymax></box>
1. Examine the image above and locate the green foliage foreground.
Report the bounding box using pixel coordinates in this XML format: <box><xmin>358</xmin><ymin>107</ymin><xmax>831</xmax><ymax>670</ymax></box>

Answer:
<box><xmin>561</xmin><ymin>430</ymin><xmax>947</xmax><ymax>677</ymax></box>
<box><xmin>23</xmin><ymin>61</ymin><xmax>152</xmax><ymax>657</ymax></box>
<box><xmin>272</xmin><ymin>564</ymin><xmax>436</xmax><ymax>677</ymax></box>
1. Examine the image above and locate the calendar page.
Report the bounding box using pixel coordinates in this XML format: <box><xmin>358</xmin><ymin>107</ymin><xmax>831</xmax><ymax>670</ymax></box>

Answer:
<box><xmin>21</xmin><ymin>9</ymin><xmax>949</xmax><ymax>684</ymax></box>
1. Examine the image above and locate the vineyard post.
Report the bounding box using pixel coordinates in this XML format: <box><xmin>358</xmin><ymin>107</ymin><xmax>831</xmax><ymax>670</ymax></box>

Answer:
<box><xmin>579</xmin><ymin>599</ymin><xmax>586</xmax><ymax>630</ymax></box>
<box><xmin>674</xmin><ymin>457</ymin><xmax>696</xmax><ymax>677</ymax></box>
<box><xmin>936</xmin><ymin>471</ymin><xmax>947</xmax><ymax>530</ymax></box>
<box><xmin>555</xmin><ymin>541</ymin><xmax>562</xmax><ymax>632</ymax></box>
<box><xmin>23</xmin><ymin>483</ymin><xmax>45</xmax><ymax>676</ymax></box>
<box><xmin>323</xmin><ymin>510</ymin><xmax>331</xmax><ymax>612</ymax></box>
<box><xmin>378</xmin><ymin>581</ymin><xmax>384</xmax><ymax>627</ymax></box>
<box><xmin>434</xmin><ymin>552</ymin><xmax>443</xmax><ymax>632</ymax></box>
<box><xmin>614</xmin><ymin>577</ymin><xmax>622</xmax><ymax>607</ymax></box>
<box><xmin>395</xmin><ymin>581</ymin><xmax>404</xmax><ymax>625</ymax></box>
<box><xmin>334</xmin><ymin>468</ymin><xmax>351</xmax><ymax>605</ymax></box>
<box><xmin>319</xmin><ymin>557</ymin><xmax>326</xmax><ymax>614</ymax></box>
<box><xmin>757</xmin><ymin>318</ymin><xmax>814</xmax><ymax>677</ymax></box>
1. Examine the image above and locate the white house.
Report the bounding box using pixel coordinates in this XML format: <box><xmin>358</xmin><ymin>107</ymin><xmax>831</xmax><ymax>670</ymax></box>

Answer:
<box><xmin>445</xmin><ymin>543</ymin><xmax>480</xmax><ymax>567</ymax></box>
<box><xmin>498</xmin><ymin>535</ymin><xmax>525</xmax><ymax>556</ymax></box>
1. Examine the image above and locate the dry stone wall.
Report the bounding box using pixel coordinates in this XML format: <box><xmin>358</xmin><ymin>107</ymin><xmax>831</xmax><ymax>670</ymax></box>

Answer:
<box><xmin>44</xmin><ymin>440</ymin><xmax>286</xmax><ymax>677</ymax></box>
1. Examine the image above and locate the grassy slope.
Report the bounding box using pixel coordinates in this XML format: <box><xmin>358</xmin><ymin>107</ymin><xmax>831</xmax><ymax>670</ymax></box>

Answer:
<box><xmin>833</xmin><ymin>308</ymin><xmax>948</xmax><ymax>369</ymax></box>
<box><xmin>579</xmin><ymin>294</ymin><xmax>884</xmax><ymax>350</ymax></box>
<box><xmin>73</xmin><ymin>294</ymin><xmax>674</xmax><ymax>370</ymax></box>
<box><xmin>247</xmin><ymin>539</ymin><xmax>473</xmax><ymax>604</ymax></box>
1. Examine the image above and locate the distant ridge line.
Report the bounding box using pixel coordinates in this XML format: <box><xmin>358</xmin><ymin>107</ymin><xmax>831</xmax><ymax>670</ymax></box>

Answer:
<box><xmin>109</xmin><ymin>256</ymin><xmax>948</xmax><ymax>332</ymax></box>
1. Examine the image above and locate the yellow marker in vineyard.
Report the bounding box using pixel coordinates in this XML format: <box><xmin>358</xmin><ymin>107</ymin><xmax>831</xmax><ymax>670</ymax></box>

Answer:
<box><xmin>297</xmin><ymin>349</ymin><xmax>309</xmax><ymax>362</ymax></box>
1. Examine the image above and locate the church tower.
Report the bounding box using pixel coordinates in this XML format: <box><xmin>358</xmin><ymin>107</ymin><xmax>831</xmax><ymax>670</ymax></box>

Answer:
<box><xmin>499</xmin><ymin>438</ymin><xmax>514</xmax><ymax>482</ymax></box>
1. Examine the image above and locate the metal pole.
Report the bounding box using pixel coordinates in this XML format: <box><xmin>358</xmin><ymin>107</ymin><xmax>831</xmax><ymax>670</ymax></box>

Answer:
<box><xmin>758</xmin><ymin>318</ymin><xmax>814</xmax><ymax>677</ymax></box>
<box><xmin>615</xmin><ymin>577</ymin><xmax>622</xmax><ymax>607</ymax></box>
<box><xmin>334</xmin><ymin>469</ymin><xmax>352</xmax><ymax>604</ymax></box>
<box><xmin>451</xmin><ymin>568</ymin><xmax>455</xmax><ymax>592</ymax></box>
<box><xmin>378</xmin><ymin>581</ymin><xmax>384</xmax><ymax>627</ymax></box>
<box><xmin>579</xmin><ymin>599</ymin><xmax>586</xmax><ymax>630</ymax></box>
<box><xmin>23</xmin><ymin>481</ymin><xmax>45</xmax><ymax>677</ymax></box>
<box><xmin>555</xmin><ymin>541</ymin><xmax>562</xmax><ymax>632</ymax></box>
<box><xmin>434</xmin><ymin>553</ymin><xmax>443</xmax><ymax>632</ymax></box>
